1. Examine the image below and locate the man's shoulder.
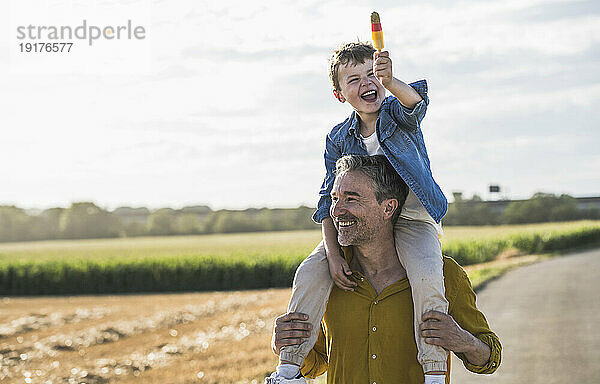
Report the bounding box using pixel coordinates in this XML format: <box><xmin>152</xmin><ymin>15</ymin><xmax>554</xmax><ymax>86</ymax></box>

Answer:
<box><xmin>442</xmin><ymin>256</ymin><xmax>478</xmax><ymax>307</ymax></box>
<box><xmin>442</xmin><ymin>256</ymin><xmax>470</xmax><ymax>287</ymax></box>
<box><xmin>442</xmin><ymin>255</ymin><xmax>462</xmax><ymax>269</ymax></box>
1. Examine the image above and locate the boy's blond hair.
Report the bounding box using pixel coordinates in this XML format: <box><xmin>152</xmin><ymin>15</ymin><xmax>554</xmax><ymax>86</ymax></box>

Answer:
<box><xmin>329</xmin><ymin>42</ymin><xmax>376</xmax><ymax>92</ymax></box>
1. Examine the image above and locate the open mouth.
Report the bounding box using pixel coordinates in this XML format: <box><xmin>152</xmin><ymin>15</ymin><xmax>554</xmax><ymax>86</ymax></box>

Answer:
<box><xmin>360</xmin><ymin>90</ymin><xmax>377</xmax><ymax>102</ymax></box>
<box><xmin>337</xmin><ymin>219</ymin><xmax>357</xmax><ymax>229</ymax></box>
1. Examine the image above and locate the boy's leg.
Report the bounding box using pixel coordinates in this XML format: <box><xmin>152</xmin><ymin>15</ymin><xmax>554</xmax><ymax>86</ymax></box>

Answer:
<box><xmin>394</xmin><ymin>218</ymin><xmax>449</xmax><ymax>374</ymax></box>
<box><xmin>279</xmin><ymin>241</ymin><xmax>333</xmax><ymax>366</ymax></box>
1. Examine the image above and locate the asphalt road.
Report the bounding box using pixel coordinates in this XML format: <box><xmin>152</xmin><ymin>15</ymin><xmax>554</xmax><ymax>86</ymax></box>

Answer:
<box><xmin>450</xmin><ymin>248</ymin><xmax>600</xmax><ymax>384</ymax></box>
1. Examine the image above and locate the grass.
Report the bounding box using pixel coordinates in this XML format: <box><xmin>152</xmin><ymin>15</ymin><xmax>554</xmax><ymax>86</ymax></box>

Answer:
<box><xmin>0</xmin><ymin>230</ymin><xmax>322</xmax><ymax>264</ymax></box>
<box><xmin>443</xmin><ymin>220</ymin><xmax>600</xmax><ymax>241</ymax></box>
<box><xmin>1</xmin><ymin>220</ymin><xmax>598</xmax><ymax>264</ymax></box>
<box><xmin>1</xmin><ymin>221</ymin><xmax>599</xmax><ymax>295</ymax></box>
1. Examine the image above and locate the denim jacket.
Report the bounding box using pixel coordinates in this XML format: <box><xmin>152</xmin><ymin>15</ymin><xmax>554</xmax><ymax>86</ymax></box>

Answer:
<box><xmin>312</xmin><ymin>80</ymin><xmax>448</xmax><ymax>224</ymax></box>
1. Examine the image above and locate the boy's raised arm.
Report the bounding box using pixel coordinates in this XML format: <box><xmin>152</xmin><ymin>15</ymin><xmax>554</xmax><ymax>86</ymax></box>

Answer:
<box><xmin>373</xmin><ymin>50</ymin><xmax>422</xmax><ymax>109</ymax></box>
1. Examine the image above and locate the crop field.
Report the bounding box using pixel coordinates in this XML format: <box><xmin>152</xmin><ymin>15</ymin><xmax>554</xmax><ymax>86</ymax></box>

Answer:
<box><xmin>0</xmin><ymin>231</ymin><xmax>320</xmax><ymax>264</ymax></box>
<box><xmin>1</xmin><ymin>221</ymin><xmax>599</xmax><ymax>383</ymax></box>
<box><xmin>1</xmin><ymin>220</ymin><xmax>598</xmax><ymax>264</ymax></box>
<box><xmin>1</xmin><ymin>221</ymin><xmax>599</xmax><ymax>295</ymax></box>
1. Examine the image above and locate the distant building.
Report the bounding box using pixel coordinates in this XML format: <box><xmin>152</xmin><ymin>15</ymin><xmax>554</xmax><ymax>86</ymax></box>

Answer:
<box><xmin>575</xmin><ymin>197</ymin><xmax>600</xmax><ymax>211</ymax></box>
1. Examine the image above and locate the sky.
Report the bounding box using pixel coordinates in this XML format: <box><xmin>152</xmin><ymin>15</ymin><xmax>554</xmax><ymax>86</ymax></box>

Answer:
<box><xmin>1</xmin><ymin>0</ymin><xmax>598</xmax><ymax>211</ymax></box>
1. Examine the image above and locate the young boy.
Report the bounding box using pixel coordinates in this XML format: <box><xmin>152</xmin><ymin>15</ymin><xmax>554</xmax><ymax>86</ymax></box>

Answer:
<box><xmin>266</xmin><ymin>42</ymin><xmax>448</xmax><ymax>384</ymax></box>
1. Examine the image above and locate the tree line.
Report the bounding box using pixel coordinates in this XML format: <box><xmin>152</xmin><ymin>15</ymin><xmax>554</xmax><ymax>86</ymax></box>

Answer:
<box><xmin>0</xmin><ymin>193</ymin><xmax>598</xmax><ymax>243</ymax></box>
<box><xmin>0</xmin><ymin>204</ymin><xmax>318</xmax><ymax>243</ymax></box>
<box><xmin>444</xmin><ymin>193</ymin><xmax>600</xmax><ymax>226</ymax></box>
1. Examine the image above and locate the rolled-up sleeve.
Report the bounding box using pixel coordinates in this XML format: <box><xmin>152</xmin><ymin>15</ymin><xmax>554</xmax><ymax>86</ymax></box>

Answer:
<box><xmin>458</xmin><ymin>332</ymin><xmax>502</xmax><ymax>374</ymax></box>
<box><xmin>447</xmin><ymin>260</ymin><xmax>502</xmax><ymax>374</ymax></box>
<box><xmin>389</xmin><ymin>79</ymin><xmax>429</xmax><ymax>130</ymax></box>
<box><xmin>312</xmin><ymin>133</ymin><xmax>341</xmax><ymax>223</ymax></box>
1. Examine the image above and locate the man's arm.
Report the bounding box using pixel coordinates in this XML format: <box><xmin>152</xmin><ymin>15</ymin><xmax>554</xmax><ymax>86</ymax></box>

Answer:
<box><xmin>300</xmin><ymin>324</ymin><xmax>328</xmax><ymax>378</ymax></box>
<box><xmin>427</xmin><ymin>259</ymin><xmax>502</xmax><ymax>374</ymax></box>
<box><xmin>420</xmin><ymin>310</ymin><xmax>491</xmax><ymax>366</ymax></box>
<box><xmin>271</xmin><ymin>312</ymin><xmax>328</xmax><ymax>379</ymax></box>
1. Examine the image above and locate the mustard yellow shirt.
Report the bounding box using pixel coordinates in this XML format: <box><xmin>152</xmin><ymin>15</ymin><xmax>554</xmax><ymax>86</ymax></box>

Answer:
<box><xmin>300</xmin><ymin>252</ymin><xmax>501</xmax><ymax>383</ymax></box>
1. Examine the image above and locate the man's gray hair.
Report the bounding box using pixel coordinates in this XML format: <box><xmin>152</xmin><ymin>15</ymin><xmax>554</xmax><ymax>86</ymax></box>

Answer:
<box><xmin>335</xmin><ymin>155</ymin><xmax>409</xmax><ymax>223</ymax></box>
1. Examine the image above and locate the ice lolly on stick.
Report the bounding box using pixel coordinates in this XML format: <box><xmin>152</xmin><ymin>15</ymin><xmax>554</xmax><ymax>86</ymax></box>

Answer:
<box><xmin>371</xmin><ymin>11</ymin><xmax>384</xmax><ymax>51</ymax></box>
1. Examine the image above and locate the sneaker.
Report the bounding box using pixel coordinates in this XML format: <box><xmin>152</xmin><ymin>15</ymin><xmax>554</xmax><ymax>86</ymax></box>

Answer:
<box><xmin>264</xmin><ymin>371</ymin><xmax>307</xmax><ymax>384</ymax></box>
<box><xmin>424</xmin><ymin>374</ymin><xmax>446</xmax><ymax>384</ymax></box>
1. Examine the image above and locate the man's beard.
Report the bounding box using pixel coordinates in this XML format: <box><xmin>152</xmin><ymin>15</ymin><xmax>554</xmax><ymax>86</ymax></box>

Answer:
<box><xmin>336</xmin><ymin>214</ymin><xmax>379</xmax><ymax>247</ymax></box>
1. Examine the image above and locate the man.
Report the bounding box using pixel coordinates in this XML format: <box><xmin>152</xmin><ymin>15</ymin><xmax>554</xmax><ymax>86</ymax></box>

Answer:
<box><xmin>271</xmin><ymin>155</ymin><xmax>501</xmax><ymax>383</ymax></box>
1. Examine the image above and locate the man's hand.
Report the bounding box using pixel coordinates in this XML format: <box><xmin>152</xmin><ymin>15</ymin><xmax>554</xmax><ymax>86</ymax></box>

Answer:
<box><xmin>327</xmin><ymin>253</ymin><xmax>357</xmax><ymax>291</ymax></box>
<box><xmin>373</xmin><ymin>50</ymin><xmax>393</xmax><ymax>87</ymax></box>
<box><xmin>420</xmin><ymin>310</ymin><xmax>491</xmax><ymax>366</ymax></box>
<box><xmin>420</xmin><ymin>310</ymin><xmax>473</xmax><ymax>352</ymax></box>
<box><xmin>271</xmin><ymin>312</ymin><xmax>312</xmax><ymax>355</ymax></box>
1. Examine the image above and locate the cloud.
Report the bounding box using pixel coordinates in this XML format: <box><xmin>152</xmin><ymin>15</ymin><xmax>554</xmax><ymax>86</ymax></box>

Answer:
<box><xmin>152</xmin><ymin>64</ymin><xmax>199</xmax><ymax>81</ymax></box>
<box><xmin>180</xmin><ymin>44</ymin><xmax>329</xmax><ymax>62</ymax></box>
<box><xmin>1</xmin><ymin>0</ymin><xmax>598</xmax><ymax>208</ymax></box>
<box><xmin>515</xmin><ymin>0</ymin><xmax>600</xmax><ymax>22</ymax></box>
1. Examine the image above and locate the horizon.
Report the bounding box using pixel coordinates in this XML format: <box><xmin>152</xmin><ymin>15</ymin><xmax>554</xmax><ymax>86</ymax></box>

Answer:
<box><xmin>8</xmin><ymin>191</ymin><xmax>600</xmax><ymax>214</ymax></box>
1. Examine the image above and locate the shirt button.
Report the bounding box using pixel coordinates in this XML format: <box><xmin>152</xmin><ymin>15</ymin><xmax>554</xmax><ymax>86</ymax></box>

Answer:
<box><xmin>372</xmin><ymin>326</ymin><xmax>377</xmax><ymax>332</ymax></box>
<box><xmin>372</xmin><ymin>354</ymin><xmax>377</xmax><ymax>359</ymax></box>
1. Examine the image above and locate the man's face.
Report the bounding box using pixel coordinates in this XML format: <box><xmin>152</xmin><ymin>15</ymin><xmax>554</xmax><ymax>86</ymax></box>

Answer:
<box><xmin>330</xmin><ymin>170</ymin><xmax>388</xmax><ymax>246</ymax></box>
<box><xmin>336</xmin><ymin>59</ymin><xmax>385</xmax><ymax>116</ymax></box>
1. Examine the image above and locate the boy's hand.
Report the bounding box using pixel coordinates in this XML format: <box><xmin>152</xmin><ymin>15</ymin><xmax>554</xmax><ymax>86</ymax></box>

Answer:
<box><xmin>373</xmin><ymin>50</ymin><xmax>393</xmax><ymax>87</ymax></box>
<box><xmin>327</xmin><ymin>253</ymin><xmax>357</xmax><ymax>291</ymax></box>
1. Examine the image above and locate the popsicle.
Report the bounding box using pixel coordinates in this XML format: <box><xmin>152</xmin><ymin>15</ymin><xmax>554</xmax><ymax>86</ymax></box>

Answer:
<box><xmin>371</xmin><ymin>12</ymin><xmax>384</xmax><ymax>51</ymax></box>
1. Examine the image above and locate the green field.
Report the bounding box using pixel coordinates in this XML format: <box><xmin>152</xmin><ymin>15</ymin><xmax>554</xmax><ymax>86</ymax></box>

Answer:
<box><xmin>1</xmin><ymin>220</ymin><xmax>599</xmax><ymax>264</ymax></box>
<box><xmin>0</xmin><ymin>230</ymin><xmax>321</xmax><ymax>264</ymax></box>
<box><xmin>1</xmin><ymin>221</ymin><xmax>599</xmax><ymax>295</ymax></box>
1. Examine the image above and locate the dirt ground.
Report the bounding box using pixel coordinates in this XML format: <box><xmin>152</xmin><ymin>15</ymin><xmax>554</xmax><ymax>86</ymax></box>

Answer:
<box><xmin>0</xmin><ymin>289</ymin><xmax>291</xmax><ymax>384</ymax></box>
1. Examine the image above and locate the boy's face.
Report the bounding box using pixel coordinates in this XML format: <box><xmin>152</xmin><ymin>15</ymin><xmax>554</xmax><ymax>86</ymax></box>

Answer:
<box><xmin>336</xmin><ymin>58</ymin><xmax>385</xmax><ymax>116</ymax></box>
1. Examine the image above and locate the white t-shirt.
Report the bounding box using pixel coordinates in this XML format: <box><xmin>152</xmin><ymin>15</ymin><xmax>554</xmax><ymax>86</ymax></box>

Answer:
<box><xmin>360</xmin><ymin>131</ymin><xmax>441</xmax><ymax>232</ymax></box>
